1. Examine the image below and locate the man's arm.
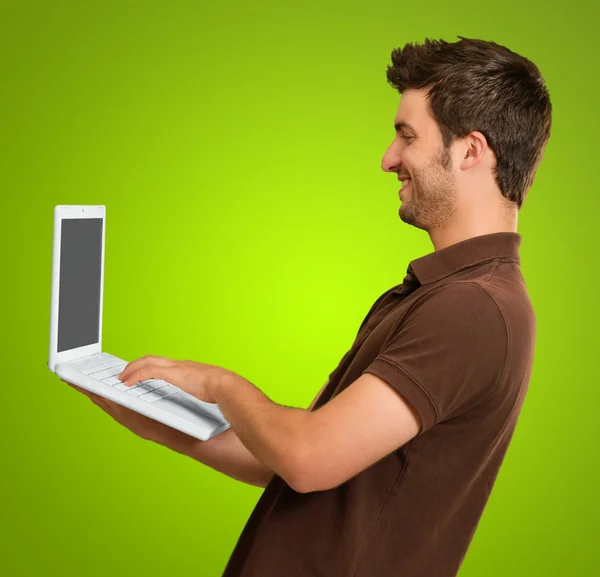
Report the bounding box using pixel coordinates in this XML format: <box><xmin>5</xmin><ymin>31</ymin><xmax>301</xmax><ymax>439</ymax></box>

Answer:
<box><xmin>166</xmin><ymin>426</ymin><xmax>273</xmax><ymax>488</ymax></box>
<box><xmin>207</xmin><ymin>372</ymin><xmax>420</xmax><ymax>493</ymax></box>
<box><xmin>116</xmin><ymin>352</ymin><xmax>420</xmax><ymax>493</ymax></box>
<box><xmin>307</xmin><ymin>379</ymin><xmax>329</xmax><ymax>411</ymax></box>
<box><xmin>166</xmin><ymin>379</ymin><xmax>330</xmax><ymax>489</ymax></box>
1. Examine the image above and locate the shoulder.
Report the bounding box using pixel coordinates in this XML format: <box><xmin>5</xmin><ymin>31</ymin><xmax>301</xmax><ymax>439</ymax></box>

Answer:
<box><xmin>410</xmin><ymin>280</ymin><xmax>505</xmax><ymax>327</ymax></box>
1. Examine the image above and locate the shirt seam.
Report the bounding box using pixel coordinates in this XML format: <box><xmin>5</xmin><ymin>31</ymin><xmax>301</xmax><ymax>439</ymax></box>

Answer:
<box><xmin>369</xmin><ymin>356</ymin><xmax>440</xmax><ymax>424</ymax></box>
<box><xmin>372</xmin><ymin>268</ymin><xmax>509</xmax><ymax>423</ymax></box>
<box><xmin>462</xmin><ymin>272</ymin><xmax>511</xmax><ymax>402</ymax></box>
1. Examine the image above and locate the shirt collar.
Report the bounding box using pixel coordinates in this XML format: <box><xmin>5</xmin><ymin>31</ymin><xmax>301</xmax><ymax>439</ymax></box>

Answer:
<box><xmin>408</xmin><ymin>232</ymin><xmax>522</xmax><ymax>286</ymax></box>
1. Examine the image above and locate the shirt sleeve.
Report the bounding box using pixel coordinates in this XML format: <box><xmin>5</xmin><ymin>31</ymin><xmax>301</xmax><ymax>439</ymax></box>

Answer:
<box><xmin>363</xmin><ymin>282</ymin><xmax>508</xmax><ymax>435</ymax></box>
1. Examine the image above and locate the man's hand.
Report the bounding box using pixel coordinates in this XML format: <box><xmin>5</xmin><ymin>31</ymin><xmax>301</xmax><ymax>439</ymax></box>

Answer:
<box><xmin>62</xmin><ymin>355</ymin><xmax>238</xmax><ymax>445</ymax></box>
<box><xmin>62</xmin><ymin>380</ymin><xmax>182</xmax><ymax>445</ymax></box>
<box><xmin>117</xmin><ymin>354</ymin><xmax>235</xmax><ymax>404</ymax></box>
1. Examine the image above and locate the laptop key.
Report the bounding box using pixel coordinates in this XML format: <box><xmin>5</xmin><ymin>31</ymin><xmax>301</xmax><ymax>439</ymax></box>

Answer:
<box><xmin>127</xmin><ymin>384</ymin><xmax>154</xmax><ymax>396</ymax></box>
<box><xmin>90</xmin><ymin>369</ymin><xmax>117</xmax><ymax>380</ymax></box>
<box><xmin>82</xmin><ymin>359</ymin><xmax>123</xmax><ymax>375</ymax></box>
<box><xmin>143</xmin><ymin>379</ymin><xmax>167</xmax><ymax>390</ymax></box>
<box><xmin>152</xmin><ymin>386</ymin><xmax>179</xmax><ymax>400</ymax></box>
<box><xmin>139</xmin><ymin>392</ymin><xmax>162</xmax><ymax>403</ymax></box>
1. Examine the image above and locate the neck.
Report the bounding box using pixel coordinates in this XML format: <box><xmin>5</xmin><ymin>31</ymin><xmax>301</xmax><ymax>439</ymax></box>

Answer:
<box><xmin>429</xmin><ymin>208</ymin><xmax>518</xmax><ymax>251</ymax></box>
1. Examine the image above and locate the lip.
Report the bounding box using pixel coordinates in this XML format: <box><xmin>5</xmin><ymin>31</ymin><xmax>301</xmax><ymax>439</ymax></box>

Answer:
<box><xmin>399</xmin><ymin>179</ymin><xmax>411</xmax><ymax>199</ymax></box>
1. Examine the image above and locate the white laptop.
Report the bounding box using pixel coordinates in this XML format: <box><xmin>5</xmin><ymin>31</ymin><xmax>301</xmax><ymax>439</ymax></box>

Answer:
<box><xmin>48</xmin><ymin>205</ymin><xmax>231</xmax><ymax>441</ymax></box>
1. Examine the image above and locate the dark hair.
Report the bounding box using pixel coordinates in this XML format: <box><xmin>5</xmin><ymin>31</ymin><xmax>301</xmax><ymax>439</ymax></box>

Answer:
<box><xmin>386</xmin><ymin>36</ymin><xmax>552</xmax><ymax>210</ymax></box>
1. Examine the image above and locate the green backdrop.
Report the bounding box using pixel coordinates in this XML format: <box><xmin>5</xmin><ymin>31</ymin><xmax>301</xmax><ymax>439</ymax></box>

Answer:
<box><xmin>2</xmin><ymin>0</ymin><xmax>598</xmax><ymax>575</ymax></box>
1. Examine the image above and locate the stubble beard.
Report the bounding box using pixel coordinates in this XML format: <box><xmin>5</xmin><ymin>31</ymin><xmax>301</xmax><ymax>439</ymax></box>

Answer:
<box><xmin>398</xmin><ymin>146</ymin><xmax>458</xmax><ymax>232</ymax></box>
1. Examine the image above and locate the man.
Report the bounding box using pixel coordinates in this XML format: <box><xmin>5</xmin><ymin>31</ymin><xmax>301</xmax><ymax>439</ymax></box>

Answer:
<box><xmin>64</xmin><ymin>36</ymin><xmax>552</xmax><ymax>577</ymax></box>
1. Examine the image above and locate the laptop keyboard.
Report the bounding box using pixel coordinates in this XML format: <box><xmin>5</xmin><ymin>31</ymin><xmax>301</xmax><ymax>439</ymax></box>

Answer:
<box><xmin>80</xmin><ymin>356</ymin><xmax>180</xmax><ymax>404</ymax></box>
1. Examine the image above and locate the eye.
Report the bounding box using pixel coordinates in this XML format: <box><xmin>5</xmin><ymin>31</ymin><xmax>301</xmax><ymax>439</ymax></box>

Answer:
<box><xmin>401</xmin><ymin>134</ymin><xmax>414</xmax><ymax>142</ymax></box>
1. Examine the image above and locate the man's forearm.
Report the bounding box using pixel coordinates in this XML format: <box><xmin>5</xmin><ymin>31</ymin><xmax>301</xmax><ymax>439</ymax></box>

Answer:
<box><xmin>208</xmin><ymin>372</ymin><xmax>311</xmax><ymax>490</ymax></box>
<box><xmin>159</xmin><ymin>426</ymin><xmax>275</xmax><ymax>488</ymax></box>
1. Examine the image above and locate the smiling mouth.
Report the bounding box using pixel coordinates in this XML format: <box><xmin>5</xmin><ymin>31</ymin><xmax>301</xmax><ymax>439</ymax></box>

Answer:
<box><xmin>397</xmin><ymin>173</ymin><xmax>411</xmax><ymax>200</ymax></box>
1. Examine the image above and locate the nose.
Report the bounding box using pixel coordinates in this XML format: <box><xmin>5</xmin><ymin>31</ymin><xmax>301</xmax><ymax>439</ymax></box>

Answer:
<box><xmin>381</xmin><ymin>141</ymin><xmax>402</xmax><ymax>173</ymax></box>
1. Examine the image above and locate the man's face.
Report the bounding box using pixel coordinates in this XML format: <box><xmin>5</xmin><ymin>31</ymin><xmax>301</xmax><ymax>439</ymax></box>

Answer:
<box><xmin>381</xmin><ymin>88</ymin><xmax>458</xmax><ymax>232</ymax></box>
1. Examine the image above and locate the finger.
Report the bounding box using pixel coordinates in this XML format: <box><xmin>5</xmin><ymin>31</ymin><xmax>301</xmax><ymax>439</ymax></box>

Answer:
<box><xmin>87</xmin><ymin>395</ymin><xmax>111</xmax><ymax>411</ymax></box>
<box><xmin>118</xmin><ymin>355</ymin><xmax>173</xmax><ymax>383</ymax></box>
<box><xmin>121</xmin><ymin>364</ymin><xmax>184</xmax><ymax>390</ymax></box>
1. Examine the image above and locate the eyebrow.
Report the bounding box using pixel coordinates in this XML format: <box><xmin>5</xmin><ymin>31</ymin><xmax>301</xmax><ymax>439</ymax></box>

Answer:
<box><xmin>394</xmin><ymin>121</ymin><xmax>417</xmax><ymax>133</ymax></box>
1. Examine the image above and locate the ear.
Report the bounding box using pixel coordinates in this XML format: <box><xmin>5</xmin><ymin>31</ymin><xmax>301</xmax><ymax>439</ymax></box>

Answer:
<box><xmin>459</xmin><ymin>130</ymin><xmax>490</xmax><ymax>171</ymax></box>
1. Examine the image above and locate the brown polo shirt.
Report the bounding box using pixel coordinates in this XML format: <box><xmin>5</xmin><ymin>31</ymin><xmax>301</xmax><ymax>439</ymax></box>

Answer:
<box><xmin>222</xmin><ymin>232</ymin><xmax>536</xmax><ymax>577</ymax></box>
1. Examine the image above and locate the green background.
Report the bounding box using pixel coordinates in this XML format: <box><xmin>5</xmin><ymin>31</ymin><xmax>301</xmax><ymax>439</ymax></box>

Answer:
<box><xmin>2</xmin><ymin>0</ymin><xmax>598</xmax><ymax>575</ymax></box>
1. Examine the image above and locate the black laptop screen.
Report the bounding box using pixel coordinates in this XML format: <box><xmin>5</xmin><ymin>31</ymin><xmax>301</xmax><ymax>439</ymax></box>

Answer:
<box><xmin>57</xmin><ymin>218</ymin><xmax>103</xmax><ymax>352</ymax></box>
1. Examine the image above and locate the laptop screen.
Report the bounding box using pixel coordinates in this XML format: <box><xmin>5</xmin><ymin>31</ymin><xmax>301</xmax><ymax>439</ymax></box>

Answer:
<box><xmin>57</xmin><ymin>218</ymin><xmax>103</xmax><ymax>352</ymax></box>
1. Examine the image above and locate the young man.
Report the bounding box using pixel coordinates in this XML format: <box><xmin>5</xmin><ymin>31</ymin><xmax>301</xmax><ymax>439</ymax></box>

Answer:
<box><xmin>64</xmin><ymin>36</ymin><xmax>552</xmax><ymax>577</ymax></box>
